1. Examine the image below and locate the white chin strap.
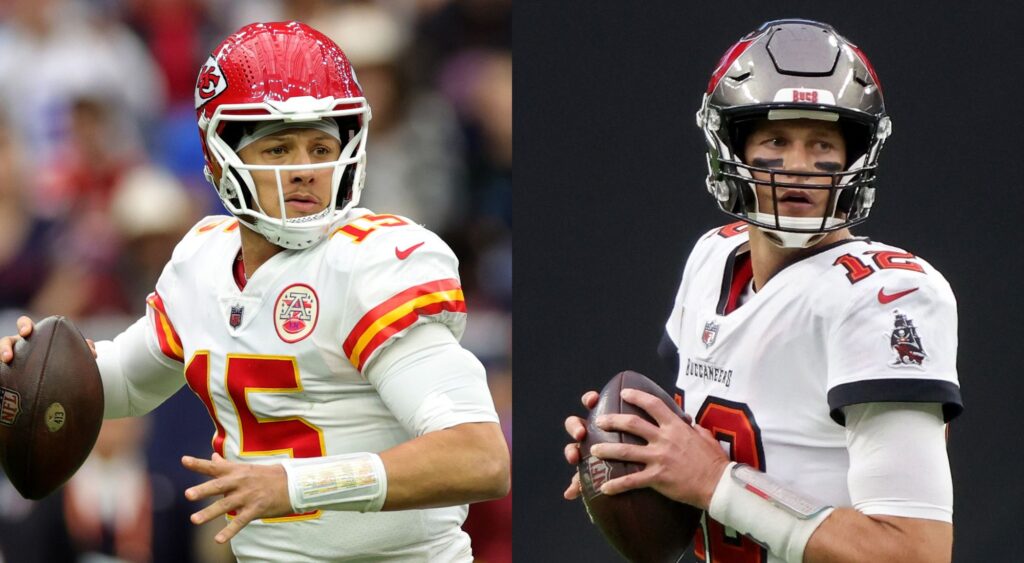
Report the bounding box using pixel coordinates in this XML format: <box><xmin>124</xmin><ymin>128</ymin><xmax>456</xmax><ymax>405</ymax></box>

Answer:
<box><xmin>749</xmin><ymin>213</ymin><xmax>844</xmax><ymax>248</ymax></box>
<box><xmin>251</xmin><ymin>205</ymin><xmax>335</xmax><ymax>250</ymax></box>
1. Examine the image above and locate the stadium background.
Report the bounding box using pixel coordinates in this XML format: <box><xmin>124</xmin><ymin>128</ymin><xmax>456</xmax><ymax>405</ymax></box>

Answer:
<box><xmin>516</xmin><ymin>1</ymin><xmax>1022</xmax><ymax>562</ymax></box>
<box><xmin>0</xmin><ymin>1</ymin><xmax>510</xmax><ymax>561</ymax></box>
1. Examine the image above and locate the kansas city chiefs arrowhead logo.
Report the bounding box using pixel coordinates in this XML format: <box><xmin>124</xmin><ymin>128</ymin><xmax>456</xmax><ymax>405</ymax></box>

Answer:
<box><xmin>195</xmin><ymin>55</ymin><xmax>227</xmax><ymax>109</ymax></box>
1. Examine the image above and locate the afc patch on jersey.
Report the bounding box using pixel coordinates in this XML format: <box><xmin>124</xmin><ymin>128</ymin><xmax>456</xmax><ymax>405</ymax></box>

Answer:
<box><xmin>274</xmin><ymin>284</ymin><xmax>320</xmax><ymax>343</ymax></box>
<box><xmin>889</xmin><ymin>310</ymin><xmax>927</xmax><ymax>367</ymax></box>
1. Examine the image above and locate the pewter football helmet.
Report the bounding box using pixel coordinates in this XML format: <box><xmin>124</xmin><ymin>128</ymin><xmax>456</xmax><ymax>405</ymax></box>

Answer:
<box><xmin>697</xmin><ymin>19</ymin><xmax>892</xmax><ymax>247</ymax></box>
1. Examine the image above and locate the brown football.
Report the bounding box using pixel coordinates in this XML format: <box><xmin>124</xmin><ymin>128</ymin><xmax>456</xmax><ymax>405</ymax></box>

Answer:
<box><xmin>0</xmin><ymin>316</ymin><xmax>104</xmax><ymax>499</ymax></box>
<box><xmin>578</xmin><ymin>370</ymin><xmax>702</xmax><ymax>563</ymax></box>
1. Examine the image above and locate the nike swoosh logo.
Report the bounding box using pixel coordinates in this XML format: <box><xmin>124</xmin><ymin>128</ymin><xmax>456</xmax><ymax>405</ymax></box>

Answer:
<box><xmin>395</xmin><ymin>242</ymin><xmax>425</xmax><ymax>260</ymax></box>
<box><xmin>877</xmin><ymin>287</ymin><xmax>919</xmax><ymax>304</ymax></box>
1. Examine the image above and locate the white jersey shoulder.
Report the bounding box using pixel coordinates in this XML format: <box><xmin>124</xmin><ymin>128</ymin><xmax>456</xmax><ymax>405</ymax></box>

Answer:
<box><xmin>152</xmin><ymin>210</ymin><xmax>466</xmax><ymax>373</ymax></box>
<box><xmin>671</xmin><ymin>225</ymin><xmax>960</xmax><ymax>419</ymax></box>
<box><xmin>324</xmin><ymin>209</ymin><xmax>466</xmax><ymax>372</ymax></box>
<box><xmin>169</xmin><ymin>214</ymin><xmax>242</xmax><ymax>263</ymax></box>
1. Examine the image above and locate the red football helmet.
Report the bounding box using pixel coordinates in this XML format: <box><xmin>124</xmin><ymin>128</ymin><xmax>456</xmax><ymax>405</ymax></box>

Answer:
<box><xmin>195</xmin><ymin>21</ymin><xmax>371</xmax><ymax>249</ymax></box>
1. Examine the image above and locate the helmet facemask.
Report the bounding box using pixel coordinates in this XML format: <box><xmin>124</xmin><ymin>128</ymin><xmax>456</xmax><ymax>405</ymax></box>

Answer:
<box><xmin>202</xmin><ymin>97</ymin><xmax>371</xmax><ymax>249</ymax></box>
<box><xmin>702</xmin><ymin>105</ymin><xmax>890</xmax><ymax>248</ymax></box>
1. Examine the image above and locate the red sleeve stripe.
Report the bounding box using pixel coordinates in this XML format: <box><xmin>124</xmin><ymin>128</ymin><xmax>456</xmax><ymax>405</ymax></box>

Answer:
<box><xmin>196</xmin><ymin>218</ymin><xmax>239</xmax><ymax>234</ymax></box>
<box><xmin>146</xmin><ymin>292</ymin><xmax>185</xmax><ymax>363</ymax></box>
<box><xmin>343</xmin><ymin>278</ymin><xmax>466</xmax><ymax>371</ymax></box>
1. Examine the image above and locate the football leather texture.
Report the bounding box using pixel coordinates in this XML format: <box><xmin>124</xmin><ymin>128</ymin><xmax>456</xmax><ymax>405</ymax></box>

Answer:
<box><xmin>0</xmin><ymin>316</ymin><xmax>104</xmax><ymax>499</ymax></box>
<box><xmin>578</xmin><ymin>370</ymin><xmax>702</xmax><ymax>563</ymax></box>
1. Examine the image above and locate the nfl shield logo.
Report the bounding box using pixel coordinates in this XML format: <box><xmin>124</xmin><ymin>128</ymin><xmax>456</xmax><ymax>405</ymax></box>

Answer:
<box><xmin>0</xmin><ymin>387</ymin><xmax>21</xmax><ymax>426</ymax></box>
<box><xmin>229</xmin><ymin>305</ymin><xmax>244</xmax><ymax>328</ymax></box>
<box><xmin>702</xmin><ymin>321</ymin><xmax>719</xmax><ymax>348</ymax></box>
<box><xmin>580</xmin><ymin>455</ymin><xmax>612</xmax><ymax>501</ymax></box>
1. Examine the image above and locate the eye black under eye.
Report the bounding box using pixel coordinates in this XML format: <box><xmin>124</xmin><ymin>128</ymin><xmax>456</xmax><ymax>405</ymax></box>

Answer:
<box><xmin>751</xmin><ymin>157</ymin><xmax>784</xmax><ymax>168</ymax></box>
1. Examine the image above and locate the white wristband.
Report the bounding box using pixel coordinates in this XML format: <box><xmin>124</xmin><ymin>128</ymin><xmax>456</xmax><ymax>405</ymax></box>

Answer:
<box><xmin>280</xmin><ymin>452</ymin><xmax>388</xmax><ymax>513</ymax></box>
<box><xmin>708</xmin><ymin>462</ymin><xmax>834</xmax><ymax>563</ymax></box>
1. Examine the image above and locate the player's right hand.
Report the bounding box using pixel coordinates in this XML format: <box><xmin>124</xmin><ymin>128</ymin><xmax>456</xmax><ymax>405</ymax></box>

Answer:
<box><xmin>0</xmin><ymin>316</ymin><xmax>35</xmax><ymax>363</ymax></box>
<box><xmin>0</xmin><ymin>316</ymin><xmax>97</xmax><ymax>364</ymax></box>
<box><xmin>563</xmin><ymin>390</ymin><xmax>600</xmax><ymax>500</ymax></box>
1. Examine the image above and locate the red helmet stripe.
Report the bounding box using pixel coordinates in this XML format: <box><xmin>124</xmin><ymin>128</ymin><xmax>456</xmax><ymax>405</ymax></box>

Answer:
<box><xmin>848</xmin><ymin>43</ymin><xmax>883</xmax><ymax>94</ymax></box>
<box><xmin>707</xmin><ymin>37</ymin><xmax>755</xmax><ymax>94</ymax></box>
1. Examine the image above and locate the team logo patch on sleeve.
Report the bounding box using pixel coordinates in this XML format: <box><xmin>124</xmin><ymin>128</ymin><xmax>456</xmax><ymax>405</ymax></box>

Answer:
<box><xmin>889</xmin><ymin>310</ymin><xmax>926</xmax><ymax>366</ymax></box>
<box><xmin>274</xmin><ymin>284</ymin><xmax>320</xmax><ymax>343</ymax></box>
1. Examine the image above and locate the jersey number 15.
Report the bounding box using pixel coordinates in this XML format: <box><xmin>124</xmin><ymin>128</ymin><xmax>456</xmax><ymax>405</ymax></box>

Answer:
<box><xmin>186</xmin><ymin>352</ymin><xmax>325</xmax><ymax>522</ymax></box>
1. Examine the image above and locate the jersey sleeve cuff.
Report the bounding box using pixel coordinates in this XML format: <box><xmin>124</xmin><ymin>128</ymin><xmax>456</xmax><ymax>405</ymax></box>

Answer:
<box><xmin>855</xmin><ymin>500</ymin><xmax>953</xmax><ymax>523</ymax></box>
<box><xmin>827</xmin><ymin>378</ymin><xmax>963</xmax><ymax>425</ymax></box>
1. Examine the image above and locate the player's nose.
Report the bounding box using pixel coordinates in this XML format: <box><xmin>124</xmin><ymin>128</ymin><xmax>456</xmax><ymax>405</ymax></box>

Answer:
<box><xmin>286</xmin><ymin>151</ymin><xmax>316</xmax><ymax>184</ymax></box>
<box><xmin>777</xmin><ymin>146</ymin><xmax>815</xmax><ymax>183</ymax></box>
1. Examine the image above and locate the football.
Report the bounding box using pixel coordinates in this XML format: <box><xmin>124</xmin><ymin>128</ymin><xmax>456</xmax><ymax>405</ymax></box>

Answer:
<box><xmin>578</xmin><ymin>370</ymin><xmax>702</xmax><ymax>562</ymax></box>
<box><xmin>0</xmin><ymin>316</ymin><xmax>104</xmax><ymax>499</ymax></box>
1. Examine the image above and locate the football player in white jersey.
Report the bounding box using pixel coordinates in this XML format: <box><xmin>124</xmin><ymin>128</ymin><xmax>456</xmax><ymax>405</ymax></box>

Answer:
<box><xmin>0</xmin><ymin>21</ymin><xmax>509</xmax><ymax>562</ymax></box>
<box><xmin>563</xmin><ymin>20</ymin><xmax>961</xmax><ymax>563</ymax></box>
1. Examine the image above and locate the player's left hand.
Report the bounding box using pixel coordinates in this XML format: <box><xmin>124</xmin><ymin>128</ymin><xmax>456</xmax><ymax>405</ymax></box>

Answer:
<box><xmin>590</xmin><ymin>388</ymin><xmax>731</xmax><ymax>510</ymax></box>
<box><xmin>181</xmin><ymin>453</ymin><xmax>293</xmax><ymax>544</ymax></box>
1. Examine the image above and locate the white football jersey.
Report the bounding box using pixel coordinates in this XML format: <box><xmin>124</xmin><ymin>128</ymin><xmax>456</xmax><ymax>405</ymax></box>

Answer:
<box><xmin>144</xmin><ymin>210</ymin><xmax>496</xmax><ymax>562</ymax></box>
<box><xmin>663</xmin><ymin>223</ymin><xmax>962</xmax><ymax>563</ymax></box>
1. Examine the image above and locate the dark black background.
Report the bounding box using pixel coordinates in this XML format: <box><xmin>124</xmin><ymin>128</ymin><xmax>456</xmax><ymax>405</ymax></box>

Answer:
<box><xmin>514</xmin><ymin>1</ymin><xmax>1022</xmax><ymax>561</ymax></box>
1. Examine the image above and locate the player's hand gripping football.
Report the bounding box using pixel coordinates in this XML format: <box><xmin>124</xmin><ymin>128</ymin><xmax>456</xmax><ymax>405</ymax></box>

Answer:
<box><xmin>564</xmin><ymin>389</ymin><xmax>731</xmax><ymax>510</ymax></box>
<box><xmin>0</xmin><ymin>316</ymin><xmax>97</xmax><ymax>363</ymax></box>
<box><xmin>562</xmin><ymin>390</ymin><xmax>600</xmax><ymax>500</ymax></box>
<box><xmin>182</xmin><ymin>454</ymin><xmax>294</xmax><ymax>544</ymax></box>
<box><xmin>182</xmin><ymin>453</ymin><xmax>294</xmax><ymax>544</ymax></box>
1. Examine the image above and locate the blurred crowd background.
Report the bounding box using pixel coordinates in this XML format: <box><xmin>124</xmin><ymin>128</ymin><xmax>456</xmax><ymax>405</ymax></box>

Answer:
<box><xmin>0</xmin><ymin>0</ymin><xmax>511</xmax><ymax>561</ymax></box>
